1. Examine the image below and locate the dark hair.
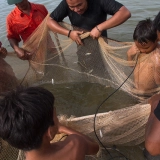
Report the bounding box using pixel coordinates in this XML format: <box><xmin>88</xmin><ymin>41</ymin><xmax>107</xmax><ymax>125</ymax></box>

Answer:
<box><xmin>0</xmin><ymin>86</ymin><xmax>54</xmax><ymax>151</ymax></box>
<box><xmin>153</xmin><ymin>11</ymin><xmax>160</xmax><ymax>31</ymax></box>
<box><xmin>133</xmin><ymin>19</ymin><xmax>157</xmax><ymax>44</ymax></box>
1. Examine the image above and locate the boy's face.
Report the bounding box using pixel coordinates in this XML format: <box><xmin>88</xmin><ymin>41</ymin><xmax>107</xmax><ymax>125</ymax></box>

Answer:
<box><xmin>135</xmin><ymin>40</ymin><xmax>158</xmax><ymax>54</ymax></box>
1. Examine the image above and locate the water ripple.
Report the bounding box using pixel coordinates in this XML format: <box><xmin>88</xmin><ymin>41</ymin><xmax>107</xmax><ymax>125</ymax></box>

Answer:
<box><xmin>0</xmin><ymin>0</ymin><xmax>160</xmax><ymax>44</ymax></box>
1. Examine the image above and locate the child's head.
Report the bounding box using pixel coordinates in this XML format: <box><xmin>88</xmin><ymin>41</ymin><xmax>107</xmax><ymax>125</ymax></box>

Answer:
<box><xmin>133</xmin><ymin>19</ymin><xmax>158</xmax><ymax>54</ymax></box>
<box><xmin>153</xmin><ymin>11</ymin><xmax>160</xmax><ymax>40</ymax></box>
<box><xmin>0</xmin><ymin>86</ymin><xmax>55</xmax><ymax>151</ymax></box>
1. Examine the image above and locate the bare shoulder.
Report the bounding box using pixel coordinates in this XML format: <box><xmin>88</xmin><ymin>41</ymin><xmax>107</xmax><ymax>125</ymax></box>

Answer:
<box><xmin>61</xmin><ymin>135</ymin><xmax>86</xmax><ymax>160</ymax></box>
<box><xmin>65</xmin><ymin>134</ymin><xmax>86</xmax><ymax>146</ymax></box>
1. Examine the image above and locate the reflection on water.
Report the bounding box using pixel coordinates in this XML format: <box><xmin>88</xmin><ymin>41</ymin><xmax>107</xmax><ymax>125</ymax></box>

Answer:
<box><xmin>0</xmin><ymin>0</ymin><xmax>159</xmax><ymax>44</ymax></box>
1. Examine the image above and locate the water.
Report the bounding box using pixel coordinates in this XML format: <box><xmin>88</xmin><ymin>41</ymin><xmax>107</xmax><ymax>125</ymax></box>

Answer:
<box><xmin>0</xmin><ymin>0</ymin><xmax>159</xmax><ymax>45</ymax></box>
<box><xmin>41</xmin><ymin>82</ymin><xmax>138</xmax><ymax>117</ymax></box>
<box><xmin>0</xmin><ymin>0</ymin><xmax>159</xmax><ymax>159</ymax></box>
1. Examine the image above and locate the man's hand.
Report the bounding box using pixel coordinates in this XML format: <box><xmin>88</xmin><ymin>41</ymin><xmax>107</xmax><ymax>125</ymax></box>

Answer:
<box><xmin>90</xmin><ymin>26</ymin><xmax>102</xmax><ymax>39</ymax></box>
<box><xmin>69</xmin><ymin>30</ymin><xmax>83</xmax><ymax>45</ymax></box>
<box><xmin>15</xmin><ymin>47</ymin><xmax>32</xmax><ymax>60</ymax></box>
<box><xmin>0</xmin><ymin>47</ymin><xmax>7</xmax><ymax>58</ymax></box>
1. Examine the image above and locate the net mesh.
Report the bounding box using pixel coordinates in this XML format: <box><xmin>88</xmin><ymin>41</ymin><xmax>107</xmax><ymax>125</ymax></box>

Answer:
<box><xmin>1</xmin><ymin>14</ymin><xmax>159</xmax><ymax>159</ymax></box>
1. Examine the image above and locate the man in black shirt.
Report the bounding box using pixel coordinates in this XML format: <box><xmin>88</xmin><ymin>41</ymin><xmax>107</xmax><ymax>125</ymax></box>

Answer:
<box><xmin>47</xmin><ymin>0</ymin><xmax>131</xmax><ymax>45</ymax></box>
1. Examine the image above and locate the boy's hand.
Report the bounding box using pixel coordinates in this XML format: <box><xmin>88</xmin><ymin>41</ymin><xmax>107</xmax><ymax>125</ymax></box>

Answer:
<box><xmin>133</xmin><ymin>44</ymin><xmax>140</xmax><ymax>54</ymax></box>
<box><xmin>0</xmin><ymin>47</ymin><xmax>7</xmax><ymax>58</ymax></box>
<box><xmin>130</xmin><ymin>44</ymin><xmax>140</xmax><ymax>57</ymax></box>
<box><xmin>127</xmin><ymin>44</ymin><xmax>140</xmax><ymax>61</ymax></box>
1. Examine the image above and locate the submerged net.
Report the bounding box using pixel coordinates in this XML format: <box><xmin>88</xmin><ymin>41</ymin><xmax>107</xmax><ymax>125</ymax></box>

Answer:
<box><xmin>21</xmin><ymin>15</ymin><xmax>160</xmax><ymax>99</ymax></box>
<box><xmin>1</xmin><ymin>14</ymin><xmax>160</xmax><ymax>159</ymax></box>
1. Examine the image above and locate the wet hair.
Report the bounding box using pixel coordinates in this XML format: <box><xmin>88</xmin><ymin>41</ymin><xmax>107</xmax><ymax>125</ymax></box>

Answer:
<box><xmin>153</xmin><ymin>11</ymin><xmax>160</xmax><ymax>31</ymax></box>
<box><xmin>0</xmin><ymin>86</ymin><xmax>54</xmax><ymax>151</ymax></box>
<box><xmin>133</xmin><ymin>19</ymin><xmax>157</xmax><ymax>44</ymax></box>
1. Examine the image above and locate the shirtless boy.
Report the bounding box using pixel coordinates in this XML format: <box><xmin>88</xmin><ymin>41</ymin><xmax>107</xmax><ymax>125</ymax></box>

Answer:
<box><xmin>127</xmin><ymin>19</ymin><xmax>160</xmax><ymax>92</ymax></box>
<box><xmin>0</xmin><ymin>87</ymin><xmax>99</xmax><ymax>160</ymax></box>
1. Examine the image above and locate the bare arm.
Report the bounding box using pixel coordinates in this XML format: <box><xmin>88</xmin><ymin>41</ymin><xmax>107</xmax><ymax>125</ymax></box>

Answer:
<box><xmin>58</xmin><ymin>123</ymin><xmax>99</xmax><ymax>155</ymax></box>
<box><xmin>154</xmin><ymin>49</ymin><xmax>160</xmax><ymax>84</ymax></box>
<box><xmin>127</xmin><ymin>44</ymin><xmax>139</xmax><ymax>61</ymax></box>
<box><xmin>145</xmin><ymin>93</ymin><xmax>160</xmax><ymax>155</ymax></box>
<box><xmin>148</xmin><ymin>93</ymin><xmax>160</xmax><ymax>111</ymax></box>
<box><xmin>145</xmin><ymin>94</ymin><xmax>160</xmax><ymax>133</ymax></box>
<box><xmin>90</xmin><ymin>6</ymin><xmax>131</xmax><ymax>38</ymax></box>
<box><xmin>154</xmin><ymin>65</ymin><xmax>160</xmax><ymax>85</ymax></box>
<box><xmin>9</xmin><ymin>38</ymin><xmax>32</xmax><ymax>60</ymax></box>
<box><xmin>47</xmin><ymin>17</ymin><xmax>83</xmax><ymax>45</ymax></box>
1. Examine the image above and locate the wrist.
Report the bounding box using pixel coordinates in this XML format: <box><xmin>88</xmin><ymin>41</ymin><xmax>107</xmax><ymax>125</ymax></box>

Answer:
<box><xmin>14</xmin><ymin>46</ymin><xmax>20</xmax><ymax>53</ymax></box>
<box><xmin>96</xmin><ymin>26</ymin><xmax>102</xmax><ymax>33</ymax></box>
<box><xmin>68</xmin><ymin>30</ymin><xmax>72</xmax><ymax>37</ymax></box>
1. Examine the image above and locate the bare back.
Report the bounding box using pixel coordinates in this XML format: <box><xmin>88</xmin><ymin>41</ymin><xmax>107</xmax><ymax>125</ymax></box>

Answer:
<box><xmin>50</xmin><ymin>135</ymin><xmax>87</xmax><ymax>160</ymax></box>
<box><xmin>25</xmin><ymin>134</ymin><xmax>97</xmax><ymax>160</ymax></box>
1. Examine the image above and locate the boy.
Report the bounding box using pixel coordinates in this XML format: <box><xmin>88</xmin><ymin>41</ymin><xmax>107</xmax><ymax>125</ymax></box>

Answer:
<box><xmin>0</xmin><ymin>87</ymin><xmax>99</xmax><ymax>160</ymax></box>
<box><xmin>127</xmin><ymin>19</ymin><xmax>160</xmax><ymax>92</ymax></box>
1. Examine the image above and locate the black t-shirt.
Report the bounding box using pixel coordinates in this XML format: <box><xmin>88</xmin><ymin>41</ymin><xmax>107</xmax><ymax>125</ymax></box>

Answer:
<box><xmin>50</xmin><ymin>0</ymin><xmax>123</xmax><ymax>37</ymax></box>
<box><xmin>154</xmin><ymin>101</ymin><xmax>160</xmax><ymax>121</ymax></box>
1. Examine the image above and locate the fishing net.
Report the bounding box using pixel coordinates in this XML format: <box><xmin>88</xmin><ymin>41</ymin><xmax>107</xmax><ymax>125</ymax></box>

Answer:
<box><xmin>1</xmin><ymin>14</ymin><xmax>160</xmax><ymax>159</ymax></box>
